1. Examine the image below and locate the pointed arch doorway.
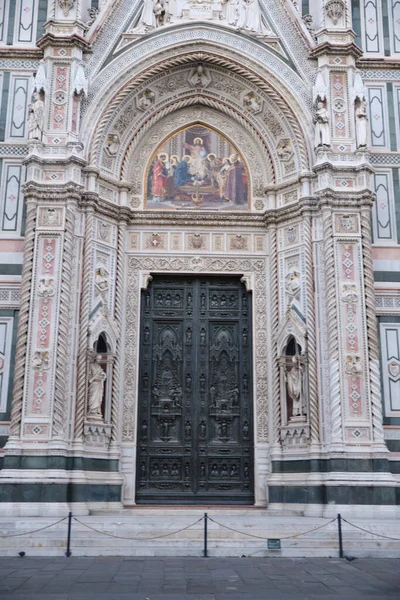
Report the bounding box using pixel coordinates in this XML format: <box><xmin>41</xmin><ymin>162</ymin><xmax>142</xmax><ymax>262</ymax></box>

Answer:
<box><xmin>136</xmin><ymin>274</ymin><xmax>254</xmax><ymax>504</ymax></box>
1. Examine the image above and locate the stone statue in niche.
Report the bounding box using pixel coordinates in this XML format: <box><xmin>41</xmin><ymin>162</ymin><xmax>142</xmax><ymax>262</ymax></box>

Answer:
<box><xmin>314</xmin><ymin>101</ymin><xmax>330</xmax><ymax>148</ymax></box>
<box><xmin>28</xmin><ymin>92</ymin><xmax>45</xmax><ymax>140</ymax></box>
<box><xmin>127</xmin><ymin>0</ymin><xmax>272</xmax><ymax>38</ymax></box>
<box><xmin>353</xmin><ymin>71</ymin><xmax>368</xmax><ymax>149</ymax></box>
<box><xmin>286</xmin><ymin>355</ymin><xmax>304</xmax><ymax>419</ymax></box>
<box><xmin>313</xmin><ymin>71</ymin><xmax>330</xmax><ymax>149</ymax></box>
<box><xmin>355</xmin><ymin>99</ymin><xmax>368</xmax><ymax>149</ymax></box>
<box><xmin>87</xmin><ymin>354</ymin><xmax>106</xmax><ymax>420</ymax></box>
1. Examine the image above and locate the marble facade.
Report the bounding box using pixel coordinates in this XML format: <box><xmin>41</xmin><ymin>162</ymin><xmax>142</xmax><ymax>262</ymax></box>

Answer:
<box><xmin>0</xmin><ymin>0</ymin><xmax>399</xmax><ymax>517</ymax></box>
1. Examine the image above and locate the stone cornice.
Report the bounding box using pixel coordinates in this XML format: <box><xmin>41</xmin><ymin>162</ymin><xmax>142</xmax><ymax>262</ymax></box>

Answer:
<box><xmin>357</xmin><ymin>58</ymin><xmax>400</xmax><ymax>69</ymax></box>
<box><xmin>317</xmin><ymin>188</ymin><xmax>375</xmax><ymax>210</ymax></box>
<box><xmin>37</xmin><ymin>32</ymin><xmax>91</xmax><ymax>52</ymax></box>
<box><xmin>310</xmin><ymin>41</ymin><xmax>363</xmax><ymax>60</ymax></box>
<box><xmin>22</xmin><ymin>182</ymin><xmax>83</xmax><ymax>202</ymax></box>
<box><xmin>0</xmin><ymin>47</ymin><xmax>43</xmax><ymax>59</ymax></box>
<box><xmin>75</xmin><ymin>190</ymin><xmax>376</xmax><ymax>229</ymax></box>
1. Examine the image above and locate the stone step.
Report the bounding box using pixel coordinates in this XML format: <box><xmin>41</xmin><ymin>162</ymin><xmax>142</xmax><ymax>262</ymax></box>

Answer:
<box><xmin>1</xmin><ymin>513</ymin><xmax>399</xmax><ymax>558</ymax></box>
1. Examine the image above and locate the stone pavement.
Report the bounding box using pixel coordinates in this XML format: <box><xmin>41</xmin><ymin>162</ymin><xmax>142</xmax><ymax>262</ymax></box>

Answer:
<box><xmin>0</xmin><ymin>557</ymin><xmax>399</xmax><ymax>599</ymax></box>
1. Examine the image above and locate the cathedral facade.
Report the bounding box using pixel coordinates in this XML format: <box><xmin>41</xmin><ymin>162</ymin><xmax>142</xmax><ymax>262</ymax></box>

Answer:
<box><xmin>0</xmin><ymin>0</ymin><xmax>399</xmax><ymax>516</ymax></box>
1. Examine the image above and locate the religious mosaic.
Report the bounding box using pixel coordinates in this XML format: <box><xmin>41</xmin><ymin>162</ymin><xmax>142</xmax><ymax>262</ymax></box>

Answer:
<box><xmin>145</xmin><ymin>125</ymin><xmax>250</xmax><ymax>211</ymax></box>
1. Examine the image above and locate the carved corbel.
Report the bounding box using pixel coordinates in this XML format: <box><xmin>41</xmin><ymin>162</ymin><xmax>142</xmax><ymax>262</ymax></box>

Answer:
<box><xmin>140</xmin><ymin>272</ymin><xmax>153</xmax><ymax>291</ymax></box>
<box><xmin>240</xmin><ymin>273</ymin><xmax>254</xmax><ymax>292</ymax></box>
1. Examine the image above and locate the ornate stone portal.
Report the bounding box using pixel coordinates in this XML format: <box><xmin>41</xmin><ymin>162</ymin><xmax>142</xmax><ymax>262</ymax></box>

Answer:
<box><xmin>0</xmin><ymin>1</ymin><xmax>397</xmax><ymax>518</ymax></box>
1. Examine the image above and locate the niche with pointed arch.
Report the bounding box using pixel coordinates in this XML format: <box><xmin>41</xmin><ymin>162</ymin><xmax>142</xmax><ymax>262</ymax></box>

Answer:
<box><xmin>145</xmin><ymin>124</ymin><xmax>250</xmax><ymax>211</ymax></box>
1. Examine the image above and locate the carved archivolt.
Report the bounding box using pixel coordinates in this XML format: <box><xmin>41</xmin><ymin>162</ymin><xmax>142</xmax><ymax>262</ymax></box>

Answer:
<box><xmin>123</xmin><ymin>255</ymin><xmax>268</xmax><ymax>444</ymax></box>
<box><xmin>94</xmin><ymin>63</ymin><xmax>308</xmax><ymax>183</ymax></box>
<box><xmin>83</xmin><ymin>49</ymin><xmax>312</xmax><ymax>175</ymax></box>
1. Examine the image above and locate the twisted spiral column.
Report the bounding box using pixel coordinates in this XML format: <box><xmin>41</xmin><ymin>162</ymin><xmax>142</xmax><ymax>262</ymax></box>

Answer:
<box><xmin>111</xmin><ymin>221</ymin><xmax>127</xmax><ymax>442</ymax></box>
<box><xmin>360</xmin><ymin>206</ymin><xmax>384</xmax><ymax>442</ymax></box>
<box><xmin>52</xmin><ymin>201</ymin><xmax>76</xmax><ymax>439</ymax></box>
<box><xmin>74</xmin><ymin>210</ymin><xmax>94</xmax><ymax>439</ymax></box>
<box><xmin>322</xmin><ymin>209</ymin><xmax>342</xmax><ymax>443</ymax></box>
<box><xmin>9</xmin><ymin>200</ymin><xmax>37</xmax><ymax>436</ymax></box>
<box><xmin>303</xmin><ymin>214</ymin><xmax>319</xmax><ymax>444</ymax></box>
<box><xmin>268</xmin><ymin>224</ymin><xmax>281</xmax><ymax>444</ymax></box>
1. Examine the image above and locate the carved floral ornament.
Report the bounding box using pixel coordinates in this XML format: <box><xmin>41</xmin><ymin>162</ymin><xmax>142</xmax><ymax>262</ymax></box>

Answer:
<box><xmin>58</xmin><ymin>0</ymin><xmax>75</xmax><ymax>17</ymax></box>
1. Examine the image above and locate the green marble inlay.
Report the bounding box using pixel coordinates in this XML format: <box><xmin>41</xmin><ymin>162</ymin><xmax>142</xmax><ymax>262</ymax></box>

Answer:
<box><xmin>382</xmin><ymin>0</ymin><xmax>391</xmax><ymax>56</ymax></box>
<box><xmin>351</xmin><ymin>0</ymin><xmax>362</xmax><ymax>47</ymax></box>
<box><xmin>0</xmin><ymin>483</ymin><xmax>121</xmax><ymax>503</ymax></box>
<box><xmin>272</xmin><ymin>458</ymin><xmax>391</xmax><ymax>474</ymax></box>
<box><xmin>269</xmin><ymin>485</ymin><xmax>398</xmax><ymax>505</ymax></box>
<box><xmin>37</xmin><ymin>0</ymin><xmax>47</xmax><ymax>40</ymax></box>
<box><xmin>0</xmin><ymin>72</ymin><xmax>10</xmax><ymax>142</ymax></box>
<box><xmin>2</xmin><ymin>455</ymin><xmax>119</xmax><ymax>472</ymax></box>
<box><xmin>0</xmin><ymin>265</ymin><xmax>22</xmax><ymax>275</ymax></box>
<box><xmin>374</xmin><ymin>271</ymin><xmax>400</xmax><ymax>282</ymax></box>
<box><xmin>387</xmin><ymin>84</ymin><xmax>397</xmax><ymax>151</ymax></box>
<box><xmin>393</xmin><ymin>168</ymin><xmax>400</xmax><ymax>244</ymax></box>
<box><xmin>6</xmin><ymin>1</ymin><xmax>16</xmax><ymax>45</ymax></box>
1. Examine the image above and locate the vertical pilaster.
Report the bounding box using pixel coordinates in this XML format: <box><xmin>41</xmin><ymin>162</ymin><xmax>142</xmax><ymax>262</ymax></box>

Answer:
<box><xmin>267</xmin><ymin>222</ymin><xmax>281</xmax><ymax>447</ymax></box>
<box><xmin>303</xmin><ymin>211</ymin><xmax>320</xmax><ymax>444</ymax></box>
<box><xmin>74</xmin><ymin>208</ymin><xmax>94</xmax><ymax>439</ymax></box>
<box><xmin>111</xmin><ymin>219</ymin><xmax>128</xmax><ymax>445</ymax></box>
<box><xmin>9</xmin><ymin>200</ymin><xmax>37</xmax><ymax>438</ymax></box>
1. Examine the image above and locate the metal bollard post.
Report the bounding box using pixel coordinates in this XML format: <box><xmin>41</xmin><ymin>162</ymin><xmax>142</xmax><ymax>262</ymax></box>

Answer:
<box><xmin>204</xmin><ymin>512</ymin><xmax>208</xmax><ymax>558</ymax></box>
<box><xmin>65</xmin><ymin>512</ymin><xmax>72</xmax><ymax>557</ymax></box>
<box><xmin>337</xmin><ymin>513</ymin><xmax>343</xmax><ymax>558</ymax></box>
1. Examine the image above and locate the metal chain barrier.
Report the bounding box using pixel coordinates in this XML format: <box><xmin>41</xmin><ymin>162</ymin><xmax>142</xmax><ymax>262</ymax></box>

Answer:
<box><xmin>0</xmin><ymin>516</ymin><xmax>68</xmax><ymax>538</ymax></box>
<box><xmin>2</xmin><ymin>512</ymin><xmax>399</xmax><ymax>559</ymax></box>
<box><xmin>72</xmin><ymin>516</ymin><xmax>204</xmax><ymax>541</ymax></box>
<box><xmin>341</xmin><ymin>517</ymin><xmax>400</xmax><ymax>541</ymax></box>
<box><xmin>207</xmin><ymin>515</ymin><xmax>337</xmax><ymax>540</ymax></box>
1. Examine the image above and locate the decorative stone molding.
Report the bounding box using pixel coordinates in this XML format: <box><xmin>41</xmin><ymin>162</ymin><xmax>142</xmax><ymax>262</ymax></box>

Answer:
<box><xmin>88</xmin><ymin>305</ymin><xmax>120</xmax><ymax>351</ymax></box>
<box><xmin>281</xmin><ymin>422</ymin><xmax>310</xmax><ymax>447</ymax></box>
<box><xmin>84</xmin><ymin>422</ymin><xmax>112</xmax><ymax>447</ymax></box>
<box><xmin>58</xmin><ymin>0</ymin><xmax>76</xmax><ymax>18</ymax></box>
<box><xmin>325</xmin><ymin>0</ymin><xmax>345</xmax><ymax>26</ymax></box>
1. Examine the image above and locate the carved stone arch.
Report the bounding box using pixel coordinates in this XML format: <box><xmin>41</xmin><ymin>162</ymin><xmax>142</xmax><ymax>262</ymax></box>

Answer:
<box><xmin>122</xmin><ymin>106</ymin><xmax>271</xmax><ymax>209</ymax></box>
<box><xmin>275</xmin><ymin>308</ymin><xmax>307</xmax><ymax>356</ymax></box>
<box><xmin>88</xmin><ymin>307</ymin><xmax>120</xmax><ymax>352</ymax></box>
<box><xmin>95</xmin><ymin>61</ymin><xmax>308</xmax><ymax>180</ymax></box>
<box><xmin>82</xmin><ymin>45</ymin><xmax>313</xmax><ymax>172</ymax></box>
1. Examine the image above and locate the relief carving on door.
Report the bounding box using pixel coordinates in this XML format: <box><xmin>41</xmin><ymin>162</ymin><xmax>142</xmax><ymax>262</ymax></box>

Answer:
<box><xmin>136</xmin><ymin>275</ymin><xmax>254</xmax><ymax>504</ymax></box>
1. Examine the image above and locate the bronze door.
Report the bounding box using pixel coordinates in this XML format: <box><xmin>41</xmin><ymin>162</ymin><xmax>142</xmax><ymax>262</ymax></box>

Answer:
<box><xmin>136</xmin><ymin>275</ymin><xmax>254</xmax><ymax>504</ymax></box>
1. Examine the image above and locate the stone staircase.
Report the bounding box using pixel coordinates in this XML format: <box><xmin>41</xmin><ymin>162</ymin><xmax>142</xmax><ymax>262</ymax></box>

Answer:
<box><xmin>1</xmin><ymin>508</ymin><xmax>400</xmax><ymax>558</ymax></box>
